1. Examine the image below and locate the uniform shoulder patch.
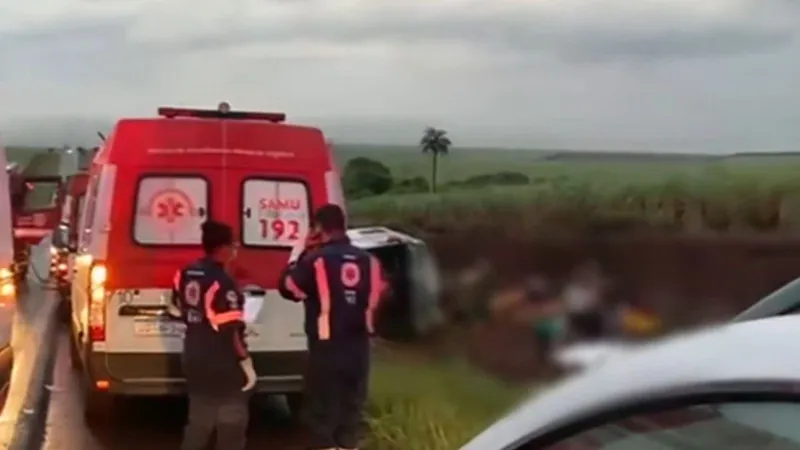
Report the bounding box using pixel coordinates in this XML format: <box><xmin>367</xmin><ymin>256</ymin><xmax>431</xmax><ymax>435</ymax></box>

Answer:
<box><xmin>184</xmin><ymin>280</ymin><xmax>201</xmax><ymax>306</ymax></box>
<box><xmin>225</xmin><ymin>290</ymin><xmax>240</xmax><ymax>309</ymax></box>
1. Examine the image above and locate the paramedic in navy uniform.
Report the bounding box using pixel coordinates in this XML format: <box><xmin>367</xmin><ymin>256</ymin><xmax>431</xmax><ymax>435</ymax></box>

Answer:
<box><xmin>172</xmin><ymin>220</ymin><xmax>257</xmax><ymax>450</ymax></box>
<box><xmin>278</xmin><ymin>204</ymin><xmax>387</xmax><ymax>450</ymax></box>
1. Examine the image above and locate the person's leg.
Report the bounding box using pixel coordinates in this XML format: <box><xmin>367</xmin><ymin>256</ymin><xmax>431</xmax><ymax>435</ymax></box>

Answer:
<box><xmin>214</xmin><ymin>392</ymin><xmax>250</xmax><ymax>450</ymax></box>
<box><xmin>334</xmin><ymin>363</ymin><xmax>369</xmax><ymax>450</ymax></box>
<box><xmin>180</xmin><ymin>394</ymin><xmax>218</xmax><ymax>450</ymax></box>
<box><xmin>303</xmin><ymin>357</ymin><xmax>339</xmax><ymax>450</ymax></box>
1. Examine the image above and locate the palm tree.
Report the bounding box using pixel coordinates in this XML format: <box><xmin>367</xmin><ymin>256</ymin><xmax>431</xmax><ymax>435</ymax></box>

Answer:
<box><xmin>419</xmin><ymin>127</ymin><xmax>452</xmax><ymax>193</ymax></box>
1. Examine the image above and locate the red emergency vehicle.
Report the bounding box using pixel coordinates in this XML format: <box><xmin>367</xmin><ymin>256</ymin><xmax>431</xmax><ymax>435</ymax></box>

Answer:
<box><xmin>8</xmin><ymin>172</ymin><xmax>65</xmax><ymax>288</ymax></box>
<box><xmin>68</xmin><ymin>103</ymin><xmax>441</xmax><ymax>420</ymax></box>
<box><xmin>68</xmin><ymin>103</ymin><xmax>347</xmax><ymax>419</ymax></box>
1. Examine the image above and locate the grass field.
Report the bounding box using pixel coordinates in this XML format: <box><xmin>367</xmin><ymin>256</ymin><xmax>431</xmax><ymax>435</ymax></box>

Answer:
<box><xmin>366</xmin><ymin>349</ymin><xmax>527</xmax><ymax>450</ymax></box>
<box><xmin>330</xmin><ymin>144</ymin><xmax>800</xmax><ymax>234</ymax></box>
<box><xmin>332</xmin><ymin>143</ymin><xmax>800</xmax><ymax>183</ymax></box>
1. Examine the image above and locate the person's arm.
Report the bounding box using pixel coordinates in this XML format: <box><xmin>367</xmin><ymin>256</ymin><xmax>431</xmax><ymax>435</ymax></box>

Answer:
<box><xmin>277</xmin><ymin>254</ymin><xmax>315</xmax><ymax>302</ymax></box>
<box><xmin>168</xmin><ymin>269</ymin><xmax>183</xmax><ymax>318</ymax></box>
<box><xmin>208</xmin><ymin>279</ymin><xmax>256</xmax><ymax>390</ymax></box>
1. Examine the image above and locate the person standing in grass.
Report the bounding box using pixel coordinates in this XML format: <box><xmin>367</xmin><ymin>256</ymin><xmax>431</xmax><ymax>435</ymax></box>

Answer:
<box><xmin>278</xmin><ymin>204</ymin><xmax>388</xmax><ymax>450</ymax></box>
<box><xmin>563</xmin><ymin>261</ymin><xmax>608</xmax><ymax>341</ymax></box>
<box><xmin>490</xmin><ymin>275</ymin><xmax>565</xmax><ymax>370</ymax></box>
<box><xmin>524</xmin><ymin>276</ymin><xmax>566</xmax><ymax>364</ymax></box>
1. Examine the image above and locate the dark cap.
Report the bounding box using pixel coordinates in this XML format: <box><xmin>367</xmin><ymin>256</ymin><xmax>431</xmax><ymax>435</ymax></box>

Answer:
<box><xmin>312</xmin><ymin>204</ymin><xmax>347</xmax><ymax>233</ymax></box>
<box><xmin>201</xmin><ymin>220</ymin><xmax>233</xmax><ymax>254</ymax></box>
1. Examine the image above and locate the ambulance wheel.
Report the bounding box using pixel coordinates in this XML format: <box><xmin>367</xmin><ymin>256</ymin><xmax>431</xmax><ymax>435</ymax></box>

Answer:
<box><xmin>285</xmin><ymin>393</ymin><xmax>304</xmax><ymax>422</ymax></box>
<box><xmin>83</xmin><ymin>389</ymin><xmax>114</xmax><ymax>426</ymax></box>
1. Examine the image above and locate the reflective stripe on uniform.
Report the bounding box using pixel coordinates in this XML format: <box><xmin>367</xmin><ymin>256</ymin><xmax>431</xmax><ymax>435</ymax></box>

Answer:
<box><xmin>203</xmin><ymin>281</ymin><xmax>244</xmax><ymax>331</ymax></box>
<box><xmin>366</xmin><ymin>256</ymin><xmax>383</xmax><ymax>334</ymax></box>
<box><xmin>173</xmin><ymin>269</ymin><xmax>182</xmax><ymax>290</ymax></box>
<box><xmin>204</xmin><ymin>281</ymin><xmax>222</xmax><ymax>330</ymax></box>
<box><xmin>314</xmin><ymin>258</ymin><xmax>332</xmax><ymax>340</ymax></box>
<box><xmin>213</xmin><ymin>310</ymin><xmax>243</xmax><ymax>326</ymax></box>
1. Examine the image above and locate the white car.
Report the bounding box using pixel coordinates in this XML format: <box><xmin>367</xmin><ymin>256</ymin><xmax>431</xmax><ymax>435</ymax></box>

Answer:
<box><xmin>461</xmin><ymin>314</ymin><xmax>800</xmax><ymax>450</ymax></box>
<box><xmin>735</xmin><ymin>276</ymin><xmax>800</xmax><ymax>322</ymax></box>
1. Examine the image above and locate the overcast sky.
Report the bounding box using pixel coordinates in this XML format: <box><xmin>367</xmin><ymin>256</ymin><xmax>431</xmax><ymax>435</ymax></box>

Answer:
<box><xmin>2</xmin><ymin>0</ymin><xmax>800</xmax><ymax>150</ymax></box>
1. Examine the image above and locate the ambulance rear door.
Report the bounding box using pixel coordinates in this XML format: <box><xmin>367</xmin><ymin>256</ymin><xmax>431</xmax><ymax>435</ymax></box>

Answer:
<box><xmin>105</xmin><ymin>173</ymin><xmax>210</xmax><ymax>357</ymax></box>
<box><xmin>236</xmin><ymin>176</ymin><xmax>310</xmax><ymax>353</ymax></box>
<box><xmin>224</xmin><ymin>121</ymin><xmax>323</xmax><ymax>355</ymax></box>
<box><xmin>102</xmin><ymin>117</ymin><xmax>221</xmax><ymax>370</ymax></box>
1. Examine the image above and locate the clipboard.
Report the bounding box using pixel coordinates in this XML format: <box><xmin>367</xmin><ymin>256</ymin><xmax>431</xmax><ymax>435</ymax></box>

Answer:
<box><xmin>242</xmin><ymin>285</ymin><xmax>266</xmax><ymax>324</ymax></box>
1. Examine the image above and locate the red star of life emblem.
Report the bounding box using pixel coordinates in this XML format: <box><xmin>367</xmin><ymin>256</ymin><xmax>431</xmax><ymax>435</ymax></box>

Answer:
<box><xmin>156</xmin><ymin>196</ymin><xmax>185</xmax><ymax>223</ymax></box>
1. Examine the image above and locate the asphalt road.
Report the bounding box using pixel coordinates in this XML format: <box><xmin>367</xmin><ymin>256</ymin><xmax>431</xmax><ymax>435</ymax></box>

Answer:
<box><xmin>39</xmin><ymin>329</ymin><xmax>309</xmax><ymax>449</ymax></box>
<box><xmin>0</xmin><ymin>299</ymin><xmax>15</xmax><ymax>411</ymax></box>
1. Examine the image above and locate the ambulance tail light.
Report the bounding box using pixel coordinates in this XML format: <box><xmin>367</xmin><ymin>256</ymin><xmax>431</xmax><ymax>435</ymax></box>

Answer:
<box><xmin>88</xmin><ymin>263</ymin><xmax>107</xmax><ymax>342</ymax></box>
<box><xmin>0</xmin><ymin>267</ymin><xmax>15</xmax><ymax>300</ymax></box>
<box><xmin>158</xmin><ymin>103</ymin><xmax>286</xmax><ymax>123</ymax></box>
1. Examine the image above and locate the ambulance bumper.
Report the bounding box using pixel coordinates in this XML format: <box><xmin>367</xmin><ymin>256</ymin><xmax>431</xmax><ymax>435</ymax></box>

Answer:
<box><xmin>86</xmin><ymin>350</ymin><xmax>307</xmax><ymax>396</ymax></box>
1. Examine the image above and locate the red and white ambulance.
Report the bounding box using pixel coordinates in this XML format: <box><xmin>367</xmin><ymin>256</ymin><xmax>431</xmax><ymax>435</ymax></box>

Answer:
<box><xmin>68</xmin><ymin>104</ymin><xmax>441</xmax><ymax>420</ymax></box>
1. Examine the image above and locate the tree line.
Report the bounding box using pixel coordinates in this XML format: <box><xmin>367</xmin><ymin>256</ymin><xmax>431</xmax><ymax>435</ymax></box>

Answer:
<box><xmin>342</xmin><ymin>127</ymin><xmax>530</xmax><ymax>199</ymax></box>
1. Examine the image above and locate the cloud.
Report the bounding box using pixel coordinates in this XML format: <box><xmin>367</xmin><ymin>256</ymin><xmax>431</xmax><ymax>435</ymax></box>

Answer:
<box><xmin>1</xmin><ymin>0</ymin><xmax>800</xmax><ymax>150</ymax></box>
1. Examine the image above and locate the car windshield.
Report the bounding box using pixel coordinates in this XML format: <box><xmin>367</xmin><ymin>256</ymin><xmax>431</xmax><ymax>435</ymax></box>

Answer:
<box><xmin>23</xmin><ymin>180</ymin><xmax>59</xmax><ymax>211</ymax></box>
<box><xmin>548</xmin><ymin>402</ymin><xmax>800</xmax><ymax>450</ymax></box>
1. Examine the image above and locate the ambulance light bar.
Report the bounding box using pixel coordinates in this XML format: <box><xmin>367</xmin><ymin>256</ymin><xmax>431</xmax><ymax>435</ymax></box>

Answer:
<box><xmin>158</xmin><ymin>103</ymin><xmax>286</xmax><ymax>123</ymax></box>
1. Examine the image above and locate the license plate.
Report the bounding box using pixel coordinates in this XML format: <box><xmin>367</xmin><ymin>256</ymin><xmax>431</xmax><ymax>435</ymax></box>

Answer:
<box><xmin>134</xmin><ymin>319</ymin><xmax>185</xmax><ymax>337</ymax></box>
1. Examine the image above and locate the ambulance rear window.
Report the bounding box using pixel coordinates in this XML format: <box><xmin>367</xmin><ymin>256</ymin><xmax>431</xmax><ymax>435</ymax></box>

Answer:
<box><xmin>133</xmin><ymin>176</ymin><xmax>208</xmax><ymax>246</ymax></box>
<box><xmin>241</xmin><ymin>178</ymin><xmax>311</xmax><ymax>249</ymax></box>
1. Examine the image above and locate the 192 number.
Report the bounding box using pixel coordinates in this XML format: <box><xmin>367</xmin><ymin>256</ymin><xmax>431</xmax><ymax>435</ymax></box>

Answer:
<box><xmin>259</xmin><ymin>219</ymin><xmax>300</xmax><ymax>240</ymax></box>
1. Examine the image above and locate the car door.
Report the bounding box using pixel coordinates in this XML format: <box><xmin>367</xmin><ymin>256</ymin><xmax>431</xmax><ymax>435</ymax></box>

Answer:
<box><xmin>506</xmin><ymin>391</ymin><xmax>800</xmax><ymax>450</ymax></box>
